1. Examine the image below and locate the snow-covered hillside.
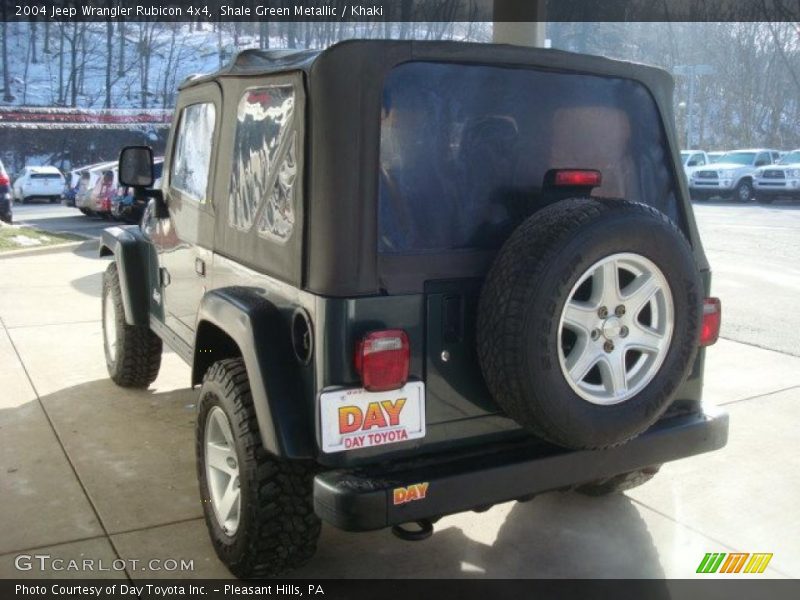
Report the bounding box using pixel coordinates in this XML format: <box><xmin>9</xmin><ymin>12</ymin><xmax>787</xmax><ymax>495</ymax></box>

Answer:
<box><xmin>0</xmin><ymin>22</ymin><xmax>489</xmax><ymax>110</ymax></box>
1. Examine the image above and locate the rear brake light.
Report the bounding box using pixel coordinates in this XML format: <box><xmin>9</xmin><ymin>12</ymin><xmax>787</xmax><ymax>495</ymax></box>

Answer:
<box><xmin>699</xmin><ymin>297</ymin><xmax>721</xmax><ymax>347</ymax></box>
<box><xmin>0</xmin><ymin>174</ymin><xmax>9</xmax><ymax>186</ymax></box>
<box><xmin>354</xmin><ymin>329</ymin><xmax>410</xmax><ymax>392</ymax></box>
<box><xmin>553</xmin><ymin>169</ymin><xmax>603</xmax><ymax>187</ymax></box>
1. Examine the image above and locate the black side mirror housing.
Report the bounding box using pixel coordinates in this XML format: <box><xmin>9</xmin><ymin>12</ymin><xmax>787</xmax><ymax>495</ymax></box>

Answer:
<box><xmin>120</xmin><ymin>145</ymin><xmax>168</xmax><ymax>219</ymax></box>
<box><xmin>119</xmin><ymin>146</ymin><xmax>154</xmax><ymax>187</ymax></box>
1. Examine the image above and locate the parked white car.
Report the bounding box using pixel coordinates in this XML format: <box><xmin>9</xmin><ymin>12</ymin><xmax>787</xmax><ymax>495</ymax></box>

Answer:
<box><xmin>12</xmin><ymin>166</ymin><xmax>66</xmax><ymax>204</ymax></box>
<box><xmin>753</xmin><ymin>148</ymin><xmax>800</xmax><ymax>204</ymax></box>
<box><xmin>688</xmin><ymin>149</ymin><xmax>780</xmax><ymax>202</ymax></box>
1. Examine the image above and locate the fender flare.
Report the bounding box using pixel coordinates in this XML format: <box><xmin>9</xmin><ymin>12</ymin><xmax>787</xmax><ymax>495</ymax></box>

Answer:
<box><xmin>98</xmin><ymin>226</ymin><xmax>156</xmax><ymax>327</ymax></box>
<box><xmin>194</xmin><ymin>288</ymin><xmax>314</xmax><ymax>459</ymax></box>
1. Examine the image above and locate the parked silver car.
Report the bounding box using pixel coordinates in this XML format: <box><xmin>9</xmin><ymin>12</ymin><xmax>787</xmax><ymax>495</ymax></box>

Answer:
<box><xmin>689</xmin><ymin>149</ymin><xmax>780</xmax><ymax>202</ymax></box>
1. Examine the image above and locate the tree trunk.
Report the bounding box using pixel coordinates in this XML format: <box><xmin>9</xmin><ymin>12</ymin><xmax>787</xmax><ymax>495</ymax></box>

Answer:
<box><xmin>30</xmin><ymin>19</ymin><xmax>38</xmax><ymax>63</ymax></box>
<box><xmin>58</xmin><ymin>26</ymin><xmax>65</xmax><ymax>105</ymax></box>
<box><xmin>105</xmin><ymin>22</ymin><xmax>113</xmax><ymax>108</ymax></box>
<box><xmin>0</xmin><ymin>5</ymin><xmax>12</xmax><ymax>101</ymax></box>
<box><xmin>118</xmin><ymin>22</ymin><xmax>125</xmax><ymax>77</ymax></box>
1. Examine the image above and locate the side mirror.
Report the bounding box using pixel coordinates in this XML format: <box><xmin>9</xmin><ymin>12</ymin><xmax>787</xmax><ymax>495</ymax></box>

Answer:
<box><xmin>119</xmin><ymin>146</ymin><xmax>154</xmax><ymax>187</ymax></box>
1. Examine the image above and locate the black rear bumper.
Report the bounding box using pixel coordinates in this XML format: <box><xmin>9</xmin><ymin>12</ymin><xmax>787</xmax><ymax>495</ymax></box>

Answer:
<box><xmin>313</xmin><ymin>406</ymin><xmax>728</xmax><ymax>531</ymax></box>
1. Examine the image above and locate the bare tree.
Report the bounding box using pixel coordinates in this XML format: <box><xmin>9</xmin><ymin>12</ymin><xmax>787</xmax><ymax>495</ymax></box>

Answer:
<box><xmin>105</xmin><ymin>22</ymin><xmax>114</xmax><ymax>108</ymax></box>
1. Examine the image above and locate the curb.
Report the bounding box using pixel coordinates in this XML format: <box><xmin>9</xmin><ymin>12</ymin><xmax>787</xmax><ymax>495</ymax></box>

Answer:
<box><xmin>0</xmin><ymin>238</ymin><xmax>99</xmax><ymax>259</ymax></box>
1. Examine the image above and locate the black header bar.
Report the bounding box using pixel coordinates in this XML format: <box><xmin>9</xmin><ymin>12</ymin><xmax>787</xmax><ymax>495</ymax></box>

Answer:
<box><xmin>2</xmin><ymin>0</ymin><xmax>800</xmax><ymax>22</ymax></box>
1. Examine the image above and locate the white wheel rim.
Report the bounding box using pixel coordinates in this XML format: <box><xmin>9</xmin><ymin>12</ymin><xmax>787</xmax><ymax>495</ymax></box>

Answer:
<box><xmin>103</xmin><ymin>288</ymin><xmax>117</xmax><ymax>363</ymax></box>
<box><xmin>557</xmin><ymin>252</ymin><xmax>674</xmax><ymax>406</ymax></box>
<box><xmin>204</xmin><ymin>406</ymin><xmax>241</xmax><ymax>536</ymax></box>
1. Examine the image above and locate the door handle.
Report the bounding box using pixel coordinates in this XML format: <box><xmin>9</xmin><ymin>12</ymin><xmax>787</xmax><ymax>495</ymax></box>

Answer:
<box><xmin>195</xmin><ymin>257</ymin><xmax>206</xmax><ymax>277</ymax></box>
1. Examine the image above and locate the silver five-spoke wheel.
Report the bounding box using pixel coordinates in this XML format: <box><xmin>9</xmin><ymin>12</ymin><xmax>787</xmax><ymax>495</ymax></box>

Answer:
<box><xmin>558</xmin><ymin>252</ymin><xmax>674</xmax><ymax>405</ymax></box>
<box><xmin>103</xmin><ymin>287</ymin><xmax>117</xmax><ymax>363</ymax></box>
<box><xmin>205</xmin><ymin>406</ymin><xmax>241</xmax><ymax>535</ymax></box>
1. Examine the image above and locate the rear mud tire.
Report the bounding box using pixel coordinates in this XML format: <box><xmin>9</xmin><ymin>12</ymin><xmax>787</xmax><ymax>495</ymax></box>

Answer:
<box><xmin>197</xmin><ymin>358</ymin><xmax>321</xmax><ymax>578</ymax></box>
<box><xmin>575</xmin><ymin>465</ymin><xmax>662</xmax><ymax>496</ymax></box>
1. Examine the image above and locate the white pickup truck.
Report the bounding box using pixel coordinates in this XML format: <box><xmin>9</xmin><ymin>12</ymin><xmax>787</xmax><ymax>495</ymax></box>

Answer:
<box><xmin>688</xmin><ymin>149</ymin><xmax>781</xmax><ymax>202</ymax></box>
<box><xmin>753</xmin><ymin>149</ymin><xmax>800</xmax><ymax>204</ymax></box>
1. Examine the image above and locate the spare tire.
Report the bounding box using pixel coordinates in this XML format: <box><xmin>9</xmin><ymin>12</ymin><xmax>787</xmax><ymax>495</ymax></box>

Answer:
<box><xmin>477</xmin><ymin>198</ymin><xmax>702</xmax><ymax>449</ymax></box>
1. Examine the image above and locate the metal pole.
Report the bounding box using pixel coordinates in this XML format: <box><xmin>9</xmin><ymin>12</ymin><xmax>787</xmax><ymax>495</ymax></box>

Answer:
<box><xmin>492</xmin><ymin>0</ymin><xmax>546</xmax><ymax>47</ymax></box>
<box><xmin>686</xmin><ymin>67</ymin><xmax>695</xmax><ymax>148</ymax></box>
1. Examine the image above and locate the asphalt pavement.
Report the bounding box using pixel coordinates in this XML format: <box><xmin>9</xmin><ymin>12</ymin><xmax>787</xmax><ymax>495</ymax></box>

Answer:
<box><xmin>11</xmin><ymin>202</ymin><xmax>111</xmax><ymax>240</ymax></box>
<box><xmin>693</xmin><ymin>200</ymin><xmax>800</xmax><ymax>356</ymax></box>
<box><xmin>0</xmin><ymin>200</ymin><xmax>798</xmax><ymax>579</ymax></box>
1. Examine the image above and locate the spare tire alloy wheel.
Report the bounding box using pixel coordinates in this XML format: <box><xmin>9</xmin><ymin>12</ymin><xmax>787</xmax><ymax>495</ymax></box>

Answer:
<box><xmin>559</xmin><ymin>253</ymin><xmax>674</xmax><ymax>405</ymax></box>
<box><xmin>477</xmin><ymin>198</ymin><xmax>703</xmax><ymax>450</ymax></box>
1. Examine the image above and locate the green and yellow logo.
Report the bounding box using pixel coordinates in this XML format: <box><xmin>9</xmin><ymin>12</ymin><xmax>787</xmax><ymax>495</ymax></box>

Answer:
<box><xmin>696</xmin><ymin>552</ymin><xmax>773</xmax><ymax>574</ymax></box>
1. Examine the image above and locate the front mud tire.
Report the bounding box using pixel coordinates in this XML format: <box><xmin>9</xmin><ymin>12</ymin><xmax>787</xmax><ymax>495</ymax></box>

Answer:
<box><xmin>102</xmin><ymin>262</ymin><xmax>162</xmax><ymax>388</ymax></box>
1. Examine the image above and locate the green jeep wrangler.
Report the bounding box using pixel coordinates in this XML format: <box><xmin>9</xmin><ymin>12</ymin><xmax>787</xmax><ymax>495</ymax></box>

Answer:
<box><xmin>100</xmin><ymin>40</ymin><xmax>727</xmax><ymax>578</ymax></box>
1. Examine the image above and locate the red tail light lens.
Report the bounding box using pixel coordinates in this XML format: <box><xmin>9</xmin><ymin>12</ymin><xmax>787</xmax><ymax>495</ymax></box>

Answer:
<box><xmin>553</xmin><ymin>169</ymin><xmax>603</xmax><ymax>187</ymax></box>
<box><xmin>700</xmin><ymin>297</ymin><xmax>721</xmax><ymax>347</ymax></box>
<box><xmin>0</xmin><ymin>174</ymin><xmax>9</xmax><ymax>186</ymax></box>
<box><xmin>354</xmin><ymin>329</ymin><xmax>410</xmax><ymax>392</ymax></box>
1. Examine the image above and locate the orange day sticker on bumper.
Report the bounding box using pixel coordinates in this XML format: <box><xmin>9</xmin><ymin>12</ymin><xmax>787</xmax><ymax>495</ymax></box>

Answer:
<box><xmin>393</xmin><ymin>483</ymin><xmax>429</xmax><ymax>505</ymax></box>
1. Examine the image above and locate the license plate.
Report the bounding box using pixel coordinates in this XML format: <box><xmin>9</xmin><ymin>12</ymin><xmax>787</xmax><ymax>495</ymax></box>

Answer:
<box><xmin>320</xmin><ymin>382</ymin><xmax>425</xmax><ymax>453</ymax></box>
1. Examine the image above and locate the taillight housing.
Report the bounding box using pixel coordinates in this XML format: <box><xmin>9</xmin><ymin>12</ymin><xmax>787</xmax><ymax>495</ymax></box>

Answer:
<box><xmin>699</xmin><ymin>297</ymin><xmax>721</xmax><ymax>347</ymax></box>
<box><xmin>0</xmin><ymin>173</ymin><xmax>9</xmax><ymax>186</ymax></box>
<box><xmin>551</xmin><ymin>169</ymin><xmax>603</xmax><ymax>188</ymax></box>
<box><xmin>354</xmin><ymin>329</ymin><xmax>410</xmax><ymax>392</ymax></box>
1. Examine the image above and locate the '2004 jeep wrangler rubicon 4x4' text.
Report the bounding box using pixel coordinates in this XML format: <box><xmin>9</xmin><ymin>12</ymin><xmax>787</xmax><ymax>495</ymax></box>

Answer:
<box><xmin>100</xmin><ymin>40</ymin><xmax>727</xmax><ymax>577</ymax></box>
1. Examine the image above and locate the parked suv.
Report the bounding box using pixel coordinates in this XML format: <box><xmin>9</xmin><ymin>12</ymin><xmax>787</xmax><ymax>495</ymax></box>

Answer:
<box><xmin>0</xmin><ymin>160</ymin><xmax>11</xmax><ymax>223</ymax></box>
<box><xmin>100</xmin><ymin>41</ymin><xmax>727</xmax><ymax>578</ymax></box>
<box><xmin>689</xmin><ymin>149</ymin><xmax>779</xmax><ymax>202</ymax></box>
<box><xmin>753</xmin><ymin>149</ymin><xmax>800</xmax><ymax>204</ymax></box>
<box><xmin>12</xmin><ymin>165</ymin><xmax>65</xmax><ymax>204</ymax></box>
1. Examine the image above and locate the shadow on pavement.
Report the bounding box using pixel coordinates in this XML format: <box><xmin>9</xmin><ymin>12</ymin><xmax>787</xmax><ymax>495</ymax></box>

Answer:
<box><xmin>70</xmin><ymin>272</ymin><xmax>103</xmax><ymax>298</ymax></box>
<box><xmin>3</xmin><ymin>377</ymin><xmax>669</xmax><ymax>580</ymax></box>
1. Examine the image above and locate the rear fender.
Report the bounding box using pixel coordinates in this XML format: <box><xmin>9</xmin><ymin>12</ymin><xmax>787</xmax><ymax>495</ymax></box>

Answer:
<box><xmin>194</xmin><ymin>288</ymin><xmax>314</xmax><ymax>459</ymax></box>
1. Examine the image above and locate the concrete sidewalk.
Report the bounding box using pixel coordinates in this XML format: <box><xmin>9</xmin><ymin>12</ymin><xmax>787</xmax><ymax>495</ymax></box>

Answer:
<box><xmin>1</xmin><ymin>246</ymin><xmax>798</xmax><ymax>579</ymax></box>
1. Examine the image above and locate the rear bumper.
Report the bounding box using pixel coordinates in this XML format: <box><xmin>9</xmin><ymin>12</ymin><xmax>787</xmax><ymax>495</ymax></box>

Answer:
<box><xmin>314</xmin><ymin>405</ymin><xmax>728</xmax><ymax>531</ymax></box>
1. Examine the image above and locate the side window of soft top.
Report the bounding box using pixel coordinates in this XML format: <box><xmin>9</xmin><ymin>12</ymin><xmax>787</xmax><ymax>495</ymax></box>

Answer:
<box><xmin>228</xmin><ymin>85</ymin><xmax>297</xmax><ymax>243</ymax></box>
<box><xmin>170</xmin><ymin>102</ymin><xmax>216</xmax><ymax>203</ymax></box>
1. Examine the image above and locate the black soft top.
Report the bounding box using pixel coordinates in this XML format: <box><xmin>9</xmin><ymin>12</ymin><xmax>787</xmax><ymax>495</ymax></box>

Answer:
<box><xmin>181</xmin><ymin>40</ymin><xmax>701</xmax><ymax>296</ymax></box>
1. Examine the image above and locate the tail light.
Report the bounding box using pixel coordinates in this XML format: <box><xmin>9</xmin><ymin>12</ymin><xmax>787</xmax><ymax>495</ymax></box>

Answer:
<box><xmin>699</xmin><ymin>297</ymin><xmax>721</xmax><ymax>346</ymax></box>
<box><xmin>0</xmin><ymin>173</ymin><xmax>9</xmax><ymax>186</ymax></box>
<box><xmin>354</xmin><ymin>329</ymin><xmax>410</xmax><ymax>392</ymax></box>
<box><xmin>551</xmin><ymin>169</ymin><xmax>603</xmax><ymax>187</ymax></box>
